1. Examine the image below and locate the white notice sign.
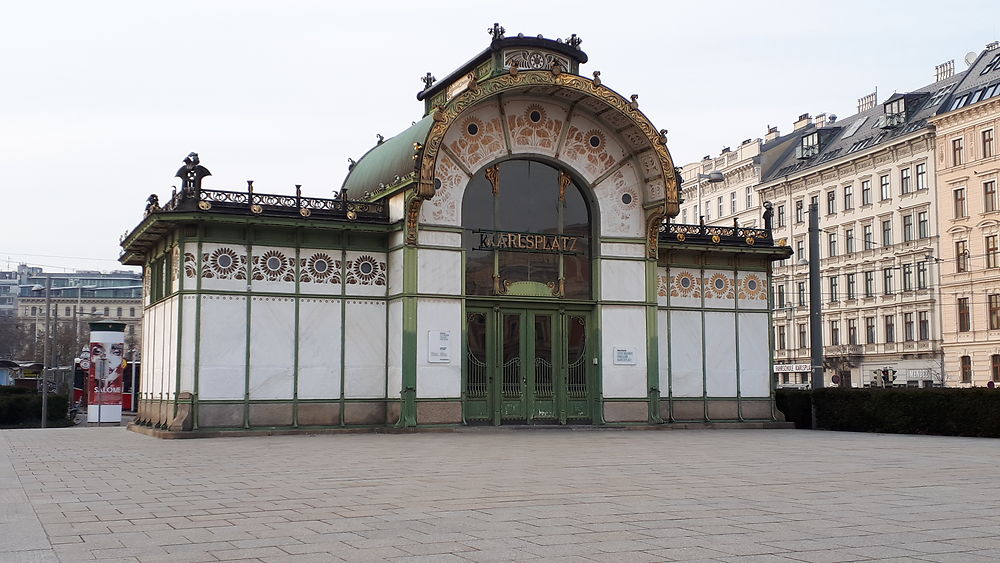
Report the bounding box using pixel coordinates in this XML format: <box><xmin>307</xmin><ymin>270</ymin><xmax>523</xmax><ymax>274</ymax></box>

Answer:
<box><xmin>428</xmin><ymin>331</ymin><xmax>451</xmax><ymax>363</ymax></box>
<box><xmin>612</xmin><ymin>347</ymin><xmax>636</xmax><ymax>365</ymax></box>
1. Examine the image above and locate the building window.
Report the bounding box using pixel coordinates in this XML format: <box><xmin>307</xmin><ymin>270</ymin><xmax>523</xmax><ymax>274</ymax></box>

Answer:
<box><xmin>904</xmin><ymin>312</ymin><xmax>914</xmax><ymax>341</ymax></box>
<box><xmin>797</xmin><ymin>282</ymin><xmax>806</xmax><ymax>307</ymax></box>
<box><xmin>116</xmin><ymin>307</ymin><xmax>123</xmax><ymax>317</ymax></box>
<box><xmin>883</xmin><ymin>268</ymin><xmax>894</xmax><ymax>294</ymax></box>
<box><xmin>916</xmin><ymin>163</ymin><xmax>927</xmax><ymax>190</ymax></box>
<box><xmin>902</xmin><ymin>214</ymin><xmax>913</xmax><ymax>242</ymax></box>
<box><xmin>992</xmin><ymin>354</ymin><xmax>1000</xmax><ymax>382</ymax></box>
<box><xmin>130</xmin><ymin>307</ymin><xmax>136</xmax><ymax>317</ymax></box>
<box><xmin>843</xmin><ymin>184</ymin><xmax>854</xmax><ymax>209</ymax></box>
<box><xmin>846</xmin><ymin>273</ymin><xmax>856</xmax><ymax>299</ymax></box>
<box><xmin>681</xmin><ymin>208</ymin><xmax>687</xmax><ymax>223</ymax></box>
<box><xmin>777</xmin><ymin>325</ymin><xmax>787</xmax><ymax>350</ymax></box>
<box><xmin>985</xmin><ymin>181</ymin><xmax>997</xmax><ymax>213</ymax></box>
<box><xmin>953</xmin><ymin>137</ymin><xmax>964</xmax><ymax>166</ymax></box>
<box><xmin>777</xmin><ymin>204</ymin><xmax>786</xmax><ymax>227</ymax></box>
<box><xmin>954</xmin><ymin>188</ymin><xmax>967</xmax><ymax>218</ymax></box>
<box><xmin>64</xmin><ymin>306</ymin><xmax>70</xmax><ymax>316</ymax></box>
<box><xmin>828</xmin><ymin>233</ymin><xmax>838</xmax><ymax>257</ymax></box>
<box><xmin>865</xmin><ymin>316</ymin><xmax>876</xmax><ymax>344</ymax></box>
<box><xmin>705</xmin><ymin>206</ymin><xmax>711</xmax><ymax>221</ymax></box>
<box><xmin>918</xmin><ymin>311</ymin><xmax>929</xmax><ymax>340</ymax></box>
<box><xmin>91</xmin><ymin>306</ymin><xmax>96</xmax><ymax>313</ymax></box>
<box><xmin>956</xmin><ymin>240</ymin><xmax>969</xmax><ymax>272</ymax></box>
<box><xmin>917</xmin><ymin>261</ymin><xmax>928</xmax><ymax>289</ymax></box>
<box><xmin>961</xmin><ymin>355</ymin><xmax>972</xmax><ymax>383</ymax></box>
<box><xmin>987</xmin><ymin>235</ymin><xmax>998</xmax><ymax>268</ymax></box>
<box><xmin>777</xmin><ymin>285</ymin><xmax>786</xmax><ymax>308</ymax></box>
<box><xmin>881</xmin><ymin>219</ymin><xmax>892</xmax><ymax>247</ymax></box>
<box><xmin>864</xmin><ymin>271</ymin><xmax>875</xmax><ymax>297</ymax></box>
<box><xmin>989</xmin><ymin>294</ymin><xmax>1000</xmax><ymax>330</ymax></box>
<box><xmin>826</xmin><ymin>190</ymin><xmax>836</xmax><ymax>214</ymax></box>
<box><xmin>863</xmin><ymin>224</ymin><xmax>874</xmax><ymax>250</ymax></box>
<box><xmin>103</xmin><ymin>307</ymin><xmax>109</xmax><ymax>316</ymax></box>
<box><xmin>917</xmin><ymin>211</ymin><xmax>929</xmax><ymax>238</ymax></box>
<box><xmin>902</xmin><ymin>263</ymin><xmax>913</xmax><ymax>291</ymax></box>
<box><xmin>717</xmin><ymin>196</ymin><xmax>723</xmax><ymax>218</ymax></box>
<box><xmin>810</xmin><ymin>195</ymin><xmax>819</xmax><ymax>210</ymax></box>
<box><xmin>958</xmin><ymin>297</ymin><xmax>971</xmax><ymax>332</ymax></box>
<box><xmin>830</xmin><ymin>320</ymin><xmax>840</xmax><ymax>345</ymax></box>
<box><xmin>798</xmin><ymin>323</ymin><xmax>808</xmax><ymax>348</ymax></box>
<box><xmin>884</xmin><ymin>315</ymin><xmax>895</xmax><ymax>343</ymax></box>
<box><xmin>795</xmin><ymin>200</ymin><xmax>804</xmax><ymax>223</ymax></box>
<box><xmin>984</xmin><ymin>129</ymin><xmax>995</xmax><ymax>159</ymax></box>
<box><xmin>900</xmin><ymin>167</ymin><xmax>911</xmax><ymax>194</ymax></box>
<box><xmin>829</xmin><ymin>276</ymin><xmax>839</xmax><ymax>302</ymax></box>
<box><xmin>862</xmin><ymin>179</ymin><xmax>872</xmax><ymax>205</ymax></box>
<box><xmin>730</xmin><ymin>192</ymin><xmax>737</xmax><ymax>214</ymax></box>
<box><xmin>879</xmin><ymin>174</ymin><xmax>891</xmax><ymax>201</ymax></box>
<box><xmin>848</xmin><ymin>319</ymin><xmax>858</xmax><ymax>345</ymax></box>
<box><xmin>31</xmin><ymin>306</ymin><xmax>37</xmax><ymax>316</ymax></box>
<box><xmin>129</xmin><ymin>324</ymin><xmax>135</xmax><ymax>335</ymax></box>
<box><xmin>845</xmin><ymin>228</ymin><xmax>855</xmax><ymax>254</ymax></box>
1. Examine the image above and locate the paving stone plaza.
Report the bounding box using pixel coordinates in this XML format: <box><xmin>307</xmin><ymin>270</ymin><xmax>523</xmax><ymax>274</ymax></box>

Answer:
<box><xmin>2</xmin><ymin>428</ymin><xmax>999</xmax><ymax>562</ymax></box>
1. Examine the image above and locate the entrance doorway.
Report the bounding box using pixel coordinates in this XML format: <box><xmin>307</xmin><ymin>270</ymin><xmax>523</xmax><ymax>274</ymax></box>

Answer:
<box><xmin>465</xmin><ymin>307</ymin><xmax>592</xmax><ymax>425</ymax></box>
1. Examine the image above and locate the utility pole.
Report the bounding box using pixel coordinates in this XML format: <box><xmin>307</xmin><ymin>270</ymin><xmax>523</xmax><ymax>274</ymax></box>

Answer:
<box><xmin>41</xmin><ymin>275</ymin><xmax>51</xmax><ymax>428</ymax></box>
<box><xmin>809</xmin><ymin>203</ymin><xmax>824</xmax><ymax>390</ymax></box>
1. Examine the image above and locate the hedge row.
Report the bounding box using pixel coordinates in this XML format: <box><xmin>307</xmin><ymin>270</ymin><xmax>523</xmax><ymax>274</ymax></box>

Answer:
<box><xmin>0</xmin><ymin>386</ymin><xmax>69</xmax><ymax>426</ymax></box>
<box><xmin>776</xmin><ymin>388</ymin><xmax>1000</xmax><ymax>438</ymax></box>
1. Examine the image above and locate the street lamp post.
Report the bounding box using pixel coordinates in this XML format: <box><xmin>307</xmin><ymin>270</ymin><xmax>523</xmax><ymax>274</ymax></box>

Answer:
<box><xmin>696</xmin><ymin>171</ymin><xmax>725</xmax><ymax>224</ymax></box>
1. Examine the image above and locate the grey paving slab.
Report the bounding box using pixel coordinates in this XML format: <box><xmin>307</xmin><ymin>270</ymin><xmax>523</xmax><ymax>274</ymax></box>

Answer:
<box><xmin>1</xmin><ymin>427</ymin><xmax>999</xmax><ymax>562</ymax></box>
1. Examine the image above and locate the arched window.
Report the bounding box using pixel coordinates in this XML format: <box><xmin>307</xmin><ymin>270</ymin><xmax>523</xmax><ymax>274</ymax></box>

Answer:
<box><xmin>462</xmin><ymin>160</ymin><xmax>591</xmax><ymax>299</ymax></box>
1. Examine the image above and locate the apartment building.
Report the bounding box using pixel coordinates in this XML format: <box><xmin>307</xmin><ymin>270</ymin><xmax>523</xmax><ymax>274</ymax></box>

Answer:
<box><xmin>928</xmin><ymin>44</ymin><xmax>1000</xmax><ymax>386</ymax></box>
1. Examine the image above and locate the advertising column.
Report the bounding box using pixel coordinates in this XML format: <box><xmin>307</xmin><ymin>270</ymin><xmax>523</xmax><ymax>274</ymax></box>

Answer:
<box><xmin>88</xmin><ymin>321</ymin><xmax>127</xmax><ymax>423</ymax></box>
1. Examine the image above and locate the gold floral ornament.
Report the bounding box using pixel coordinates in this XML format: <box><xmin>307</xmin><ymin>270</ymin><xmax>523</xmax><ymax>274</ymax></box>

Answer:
<box><xmin>670</xmin><ymin>271</ymin><xmax>700</xmax><ymax>298</ymax></box>
<box><xmin>739</xmin><ymin>273</ymin><xmax>768</xmax><ymax>301</ymax></box>
<box><xmin>299</xmin><ymin>252</ymin><xmax>340</xmax><ymax>284</ymax></box>
<box><xmin>706</xmin><ymin>272</ymin><xmax>734</xmax><ymax>299</ymax></box>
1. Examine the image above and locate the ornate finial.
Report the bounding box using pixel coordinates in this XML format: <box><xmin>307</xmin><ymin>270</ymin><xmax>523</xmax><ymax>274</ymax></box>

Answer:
<box><xmin>174</xmin><ymin>151</ymin><xmax>211</xmax><ymax>195</ymax></box>
<box><xmin>659</xmin><ymin>129</ymin><xmax>669</xmax><ymax>143</ymax></box>
<box><xmin>247</xmin><ymin>180</ymin><xmax>254</xmax><ymax>194</ymax></box>
<box><xmin>376</xmin><ymin>133</ymin><xmax>384</xmax><ymax>144</ymax></box>
<box><xmin>421</xmin><ymin>72</ymin><xmax>436</xmax><ymax>89</ymax></box>
<box><xmin>295</xmin><ymin>184</ymin><xmax>302</xmax><ymax>198</ymax></box>
<box><xmin>550</xmin><ymin>60</ymin><xmax>563</xmax><ymax>76</ymax></box>
<box><xmin>592</xmin><ymin>71</ymin><xmax>601</xmax><ymax>86</ymax></box>
<box><xmin>508</xmin><ymin>62</ymin><xmax>519</xmax><ymax>76</ymax></box>
<box><xmin>629</xmin><ymin>94</ymin><xmax>639</xmax><ymax>110</ymax></box>
<box><xmin>348</xmin><ymin>158</ymin><xmax>356</xmax><ymax>170</ymax></box>
<box><xmin>488</xmin><ymin>22</ymin><xmax>505</xmax><ymax>40</ymax></box>
<box><xmin>565</xmin><ymin>33</ymin><xmax>582</xmax><ymax>48</ymax></box>
<box><xmin>144</xmin><ymin>194</ymin><xmax>160</xmax><ymax>215</ymax></box>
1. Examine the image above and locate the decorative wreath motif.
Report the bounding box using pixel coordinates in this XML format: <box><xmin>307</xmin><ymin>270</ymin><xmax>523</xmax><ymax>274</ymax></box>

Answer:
<box><xmin>670</xmin><ymin>271</ymin><xmax>701</xmax><ymax>298</ymax></box>
<box><xmin>299</xmin><ymin>252</ymin><xmax>341</xmax><ymax>284</ymax></box>
<box><xmin>346</xmin><ymin>255</ymin><xmax>386</xmax><ymax>286</ymax></box>
<box><xmin>184</xmin><ymin>252</ymin><xmax>197</xmax><ymax>278</ymax></box>
<box><xmin>656</xmin><ymin>273</ymin><xmax>669</xmax><ymax>297</ymax></box>
<box><xmin>705</xmin><ymin>272</ymin><xmax>735</xmax><ymax>300</ymax></box>
<box><xmin>202</xmin><ymin>247</ymin><xmax>246</xmax><ymax>280</ymax></box>
<box><xmin>252</xmin><ymin>250</ymin><xmax>295</xmax><ymax>282</ymax></box>
<box><xmin>739</xmin><ymin>273</ymin><xmax>768</xmax><ymax>301</ymax></box>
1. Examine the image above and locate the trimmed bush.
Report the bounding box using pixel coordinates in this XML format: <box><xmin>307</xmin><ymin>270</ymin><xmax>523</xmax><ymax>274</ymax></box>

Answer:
<box><xmin>0</xmin><ymin>386</ymin><xmax>69</xmax><ymax>426</ymax></box>
<box><xmin>776</xmin><ymin>388</ymin><xmax>1000</xmax><ymax>438</ymax></box>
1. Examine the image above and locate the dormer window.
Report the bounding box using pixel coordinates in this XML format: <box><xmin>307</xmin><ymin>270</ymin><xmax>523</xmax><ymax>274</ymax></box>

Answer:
<box><xmin>883</xmin><ymin>98</ymin><xmax>906</xmax><ymax>128</ymax></box>
<box><xmin>797</xmin><ymin>133</ymin><xmax>819</xmax><ymax>159</ymax></box>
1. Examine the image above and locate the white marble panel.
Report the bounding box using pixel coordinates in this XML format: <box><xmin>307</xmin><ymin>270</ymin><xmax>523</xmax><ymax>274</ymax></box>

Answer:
<box><xmin>297</xmin><ymin>298</ymin><xmax>342</xmax><ymax>399</ymax></box>
<box><xmin>418</xmin><ymin>230</ymin><xmax>462</xmax><ymax>247</ymax></box>
<box><xmin>387</xmin><ymin>249</ymin><xmax>404</xmax><ymax>297</ymax></box>
<box><xmin>655</xmin><ymin>267</ymin><xmax>669</xmax><ymax>307</ymax></box>
<box><xmin>705</xmin><ymin>311</ymin><xmax>737</xmax><ymax>397</ymax></box>
<box><xmin>657</xmin><ymin>309</ymin><xmax>669</xmax><ymax>393</ymax></box>
<box><xmin>387</xmin><ymin>300</ymin><xmax>403</xmax><ymax>399</ymax></box>
<box><xmin>170</xmin><ymin>246</ymin><xmax>181</xmax><ymax>294</ymax></box>
<box><xmin>669</xmin><ymin>310</ymin><xmax>703</xmax><ymax>397</ymax></box>
<box><xmin>737</xmin><ymin>270</ymin><xmax>770</xmax><ymax>310</ymax></box>
<box><xmin>416</xmin><ymin>298</ymin><xmax>461</xmax><ymax>398</ymax></box>
<box><xmin>157</xmin><ymin>301</ymin><xmax>170</xmax><ymax>400</ymax></box>
<box><xmin>704</xmin><ymin>269</ymin><xmax>737</xmax><ymax>309</ymax></box>
<box><xmin>343</xmin><ymin>300</ymin><xmax>386</xmax><ymax>398</ymax></box>
<box><xmin>600</xmin><ymin>242</ymin><xmax>646</xmax><ymax>258</ymax></box>
<box><xmin>179</xmin><ymin>295</ymin><xmax>196</xmax><ymax>394</ymax></box>
<box><xmin>166</xmin><ymin>297</ymin><xmax>178</xmax><ymax>399</ymax></box>
<box><xmin>199</xmin><ymin>243</ymin><xmax>250</xmax><ymax>292</ymax></box>
<box><xmin>389</xmin><ymin>193</ymin><xmax>406</xmax><ymax>224</ymax></box>
<box><xmin>502</xmin><ymin>97</ymin><xmax>569</xmax><ymax>158</ymax></box>
<box><xmin>423</xmin><ymin>152</ymin><xmax>466</xmax><ymax>227</ymax></box>
<box><xmin>667</xmin><ymin>268</ymin><xmax>701</xmax><ymax>308</ymax></box>
<box><xmin>601</xmin><ymin>306</ymin><xmax>647</xmax><ymax>398</ymax></box>
<box><xmin>249</xmin><ymin>297</ymin><xmax>295</xmax><ymax>399</ymax></box>
<box><xmin>417</xmin><ymin>248</ymin><xmax>462</xmax><ymax>295</ymax></box>
<box><xmin>198</xmin><ymin>295</ymin><xmax>247</xmax><ymax>400</ymax></box>
<box><xmin>148</xmin><ymin>302</ymin><xmax>162</xmax><ymax>399</ymax></box>
<box><xmin>739</xmin><ymin>312</ymin><xmax>772</xmax><ymax>397</ymax></box>
<box><xmin>390</xmin><ymin>229</ymin><xmax>405</xmax><ymax>249</ymax></box>
<box><xmin>600</xmin><ymin>260</ymin><xmax>646</xmax><ymax>302</ymax></box>
<box><xmin>299</xmin><ymin>248</ymin><xmax>342</xmax><ymax>296</ymax></box>
<box><xmin>141</xmin><ymin>304</ymin><xmax>151</xmax><ymax>398</ymax></box>
<box><xmin>344</xmin><ymin>251</ymin><xmax>387</xmax><ymax>297</ymax></box>
<box><xmin>592</xmin><ymin>162</ymin><xmax>643</xmax><ymax>237</ymax></box>
<box><xmin>249</xmin><ymin>246</ymin><xmax>296</xmax><ymax>294</ymax></box>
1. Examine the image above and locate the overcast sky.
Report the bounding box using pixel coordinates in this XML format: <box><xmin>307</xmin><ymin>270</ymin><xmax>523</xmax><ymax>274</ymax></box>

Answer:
<box><xmin>3</xmin><ymin>1</ymin><xmax>999</xmax><ymax>273</ymax></box>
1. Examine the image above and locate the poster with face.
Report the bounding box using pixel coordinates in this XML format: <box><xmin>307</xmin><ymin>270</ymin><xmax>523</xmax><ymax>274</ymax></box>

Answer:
<box><xmin>88</xmin><ymin>324</ymin><xmax>125</xmax><ymax>421</ymax></box>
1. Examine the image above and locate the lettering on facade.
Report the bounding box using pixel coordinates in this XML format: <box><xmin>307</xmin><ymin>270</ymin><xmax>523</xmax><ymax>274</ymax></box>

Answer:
<box><xmin>475</xmin><ymin>230</ymin><xmax>580</xmax><ymax>254</ymax></box>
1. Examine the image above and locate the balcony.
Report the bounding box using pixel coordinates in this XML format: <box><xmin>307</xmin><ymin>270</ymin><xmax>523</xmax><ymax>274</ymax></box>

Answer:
<box><xmin>660</xmin><ymin>222</ymin><xmax>774</xmax><ymax>248</ymax></box>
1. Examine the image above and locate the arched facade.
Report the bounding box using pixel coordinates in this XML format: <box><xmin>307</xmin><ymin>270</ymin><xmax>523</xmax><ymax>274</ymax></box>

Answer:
<box><xmin>121</xmin><ymin>31</ymin><xmax>791</xmax><ymax>435</ymax></box>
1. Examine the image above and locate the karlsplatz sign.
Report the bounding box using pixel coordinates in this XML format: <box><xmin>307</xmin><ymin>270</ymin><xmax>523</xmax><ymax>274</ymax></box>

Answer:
<box><xmin>475</xmin><ymin>230</ymin><xmax>581</xmax><ymax>254</ymax></box>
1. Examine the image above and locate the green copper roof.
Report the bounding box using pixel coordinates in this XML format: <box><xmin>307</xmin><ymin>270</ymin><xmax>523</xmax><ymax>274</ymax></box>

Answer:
<box><xmin>340</xmin><ymin>115</ymin><xmax>434</xmax><ymax>200</ymax></box>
